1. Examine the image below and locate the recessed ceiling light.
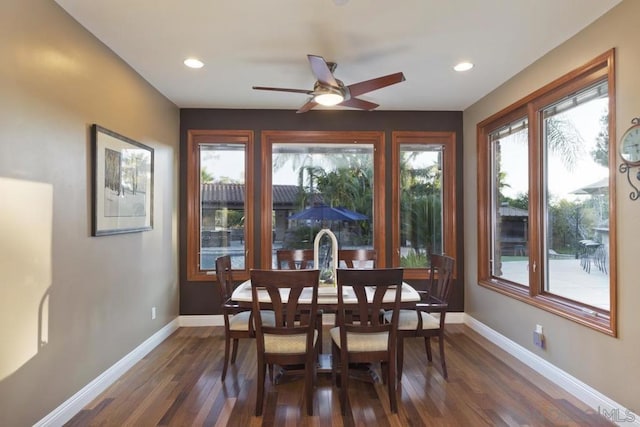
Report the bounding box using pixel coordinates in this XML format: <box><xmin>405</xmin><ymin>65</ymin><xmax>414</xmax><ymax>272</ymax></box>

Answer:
<box><xmin>454</xmin><ymin>62</ymin><xmax>474</xmax><ymax>72</ymax></box>
<box><xmin>184</xmin><ymin>58</ymin><xmax>204</xmax><ymax>69</ymax></box>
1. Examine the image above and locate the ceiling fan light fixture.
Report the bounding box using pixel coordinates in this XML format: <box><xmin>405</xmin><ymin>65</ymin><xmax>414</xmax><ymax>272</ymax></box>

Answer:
<box><xmin>314</xmin><ymin>92</ymin><xmax>344</xmax><ymax>106</ymax></box>
<box><xmin>313</xmin><ymin>86</ymin><xmax>344</xmax><ymax>106</ymax></box>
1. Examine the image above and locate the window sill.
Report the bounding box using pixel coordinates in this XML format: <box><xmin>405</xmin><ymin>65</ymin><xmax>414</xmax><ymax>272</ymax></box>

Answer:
<box><xmin>478</xmin><ymin>278</ymin><xmax>614</xmax><ymax>336</ymax></box>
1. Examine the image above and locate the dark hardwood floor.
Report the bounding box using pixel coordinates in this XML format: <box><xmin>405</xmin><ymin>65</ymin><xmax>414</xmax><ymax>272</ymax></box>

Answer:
<box><xmin>66</xmin><ymin>324</ymin><xmax>612</xmax><ymax>426</ymax></box>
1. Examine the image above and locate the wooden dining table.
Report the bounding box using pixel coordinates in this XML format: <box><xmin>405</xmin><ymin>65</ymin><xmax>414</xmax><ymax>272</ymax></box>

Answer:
<box><xmin>231</xmin><ymin>279</ymin><xmax>421</xmax><ymax>377</ymax></box>
<box><xmin>231</xmin><ymin>279</ymin><xmax>421</xmax><ymax>309</ymax></box>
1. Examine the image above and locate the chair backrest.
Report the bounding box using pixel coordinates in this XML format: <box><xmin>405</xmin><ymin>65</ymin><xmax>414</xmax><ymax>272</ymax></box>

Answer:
<box><xmin>250</xmin><ymin>269</ymin><xmax>320</xmax><ymax>353</ymax></box>
<box><xmin>337</xmin><ymin>249</ymin><xmax>377</xmax><ymax>268</ymax></box>
<box><xmin>276</xmin><ymin>249</ymin><xmax>315</xmax><ymax>270</ymax></box>
<box><xmin>427</xmin><ymin>254</ymin><xmax>456</xmax><ymax>303</ymax></box>
<box><xmin>336</xmin><ymin>268</ymin><xmax>404</xmax><ymax>336</ymax></box>
<box><xmin>215</xmin><ymin>255</ymin><xmax>233</xmax><ymax>303</ymax></box>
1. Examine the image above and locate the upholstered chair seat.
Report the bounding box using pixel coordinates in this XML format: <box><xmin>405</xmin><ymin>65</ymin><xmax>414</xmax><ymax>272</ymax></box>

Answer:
<box><xmin>228</xmin><ymin>310</ymin><xmax>276</xmax><ymax>331</ymax></box>
<box><xmin>329</xmin><ymin>328</ymin><xmax>388</xmax><ymax>352</ymax></box>
<box><xmin>384</xmin><ymin>310</ymin><xmax>440</xmax><ymax>331</ymax></box>
<box><xmin>264</xmin><ymin>330</ymin><xmax>318</xmax><ymax>354</ymax></box>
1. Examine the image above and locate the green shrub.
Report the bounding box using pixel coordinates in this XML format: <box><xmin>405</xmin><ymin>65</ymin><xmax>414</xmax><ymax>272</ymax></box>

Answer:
<box><xmin>401</xmin><ymin>250</ymin><xmax>428</xmax><ymax>267</ymax></box>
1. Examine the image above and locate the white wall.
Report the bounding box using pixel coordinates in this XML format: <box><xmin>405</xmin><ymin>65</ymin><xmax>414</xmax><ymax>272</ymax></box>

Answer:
<box><xmin>463</xmin><ymin>0</ymin><xmax>640</xmax><ymax>413</ymax></box>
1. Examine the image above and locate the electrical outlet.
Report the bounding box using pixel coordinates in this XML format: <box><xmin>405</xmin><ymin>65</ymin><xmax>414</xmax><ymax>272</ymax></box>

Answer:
<box><xmin>533</xmin><ymin>324</ymin><xmax>545</xmax><ymax>349</ymax></box>
<box><xmin>151</xmin><ymin>306</ymin><xmax>156</xmax><ymax>320</ymax></box>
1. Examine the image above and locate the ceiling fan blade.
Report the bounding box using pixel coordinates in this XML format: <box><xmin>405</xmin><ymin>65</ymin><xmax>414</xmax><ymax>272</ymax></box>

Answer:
<box><xmin>307</xmin><ymin>55</ymin><xmax>338</xmax><ymax>87</ymax></box>
<box><xmin>296</xmin><ymin>99</ymin><xmax>318</xmax><ymax>114</ymax></box>
<box><xmin>346</xmin><ymin>72</ymin><xmax>406</xmax><ymax>97</ymax></box>
<box><xmin>253</xmin><ymin>86</ymin><xmax>313</xmax><ymax>94</ymax></box>
<box><xmin>339</xmin><ymin>97</ymin><xmax>379</xmax><ymax>111</ymax></box>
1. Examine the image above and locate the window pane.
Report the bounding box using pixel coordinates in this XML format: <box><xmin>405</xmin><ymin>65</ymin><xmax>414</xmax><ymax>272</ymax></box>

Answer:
<box><xmin>489</xmin><ymin>118</ymin><xmax>529</xmax><ymax>286</ymax></box>
<box><xmin>272</xmin><ymin>143</ymin><xmax>374</xmax><ymax>269</ymax></box>
<box><xmin>399</xmin><ymin>144</ymin><xmax>443</xmax><ymax>267</ymax></box>
<box><xmin>542</xmin><ymin>81</ymin><xmax>609</xmax><ymax>309</ymax></box>
<box><xmin>199</xmin><ymin>144</ymin><xmax>246</xmax><ymax>270</ymax></box>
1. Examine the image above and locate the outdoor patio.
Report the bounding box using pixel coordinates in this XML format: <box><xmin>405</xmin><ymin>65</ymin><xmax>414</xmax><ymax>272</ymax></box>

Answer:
<box><xmin>500</xmin><ymin>258</ymin><xmax>610</xmax><ymax>310</ymax></box>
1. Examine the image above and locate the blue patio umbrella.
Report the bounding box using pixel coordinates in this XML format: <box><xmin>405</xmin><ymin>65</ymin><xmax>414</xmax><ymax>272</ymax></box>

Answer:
<box><xmin>288</xmin><ymin>204</ymin><xmax>368</xmax><ymax>221</ymax></box>
<box><xmin>288</xmin><ymin>204</ymin><xmax>368</xmax><ymax>269</ymax></box>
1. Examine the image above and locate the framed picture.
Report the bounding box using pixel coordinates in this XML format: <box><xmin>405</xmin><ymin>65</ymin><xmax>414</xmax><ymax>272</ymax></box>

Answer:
<box><xmin>91</xmin><ymin>124</ymin><xmax>154</xmax><ymax>236</ymax></box>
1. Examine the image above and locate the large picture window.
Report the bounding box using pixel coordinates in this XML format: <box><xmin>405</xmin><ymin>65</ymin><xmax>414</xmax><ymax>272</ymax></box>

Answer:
<box><xmin>261</xmin><ymin>131</ymin><xmax>385</xmax><ymax>269</ymax></box>
<box><xmin>477</xmin><ymin>50</ymin><xmax>616</xmax><ymax>335</ymax></box>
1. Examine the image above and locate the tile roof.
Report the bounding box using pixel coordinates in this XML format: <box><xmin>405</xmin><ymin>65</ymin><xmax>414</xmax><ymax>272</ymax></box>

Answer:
<box><xmin>201</xmin><ymin>183</ymin><xmax>300</xmax><ymax>207</ymax></box>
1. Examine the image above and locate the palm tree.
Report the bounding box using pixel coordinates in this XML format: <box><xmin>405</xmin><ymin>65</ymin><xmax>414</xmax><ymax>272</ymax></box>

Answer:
<box><xmin>544</xmin><ymin>116</ymin><xmax>585</xmax><ymax>171</ymax></box>
<box><xmin>200</xmin><ymin>168</ymin><xmax>214</xmax><ymax>183</ymax></box>
<box><xmin>399</xmin><ymin>152</ymin><xmax>441</xmax><ymax>262</ymax></box>
<box><xmin>295</xmin><ymin>165</ymin><xmax>324</xmax><ymax>209</ymax></box>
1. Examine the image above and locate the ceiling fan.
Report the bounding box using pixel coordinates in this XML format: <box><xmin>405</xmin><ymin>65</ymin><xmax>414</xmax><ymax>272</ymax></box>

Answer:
<box><xmin>252</xmin><ymin>54</ymin><xmax>406</xmax><ymax>113</ymax></box>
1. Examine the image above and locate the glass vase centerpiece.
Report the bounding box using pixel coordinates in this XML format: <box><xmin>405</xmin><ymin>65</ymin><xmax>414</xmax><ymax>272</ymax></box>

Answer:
<box><xmin>314</xmin><ymin>228</ymin><xmax>338</xmax><ymax>291</ymax></box>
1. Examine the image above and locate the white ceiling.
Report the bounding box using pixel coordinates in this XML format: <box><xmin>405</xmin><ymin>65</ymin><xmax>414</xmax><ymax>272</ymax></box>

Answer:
<box><xmin>54</xmin><ymin>0</ymin><xmax>621</xmax><ymax>111</ymax></box>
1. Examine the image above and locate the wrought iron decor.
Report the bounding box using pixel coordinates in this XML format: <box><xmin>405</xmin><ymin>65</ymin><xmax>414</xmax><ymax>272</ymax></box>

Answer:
<box><xmin>618</xmin><ymin>163</ymin><xmax>640</xmax><ymax>200</ymax></box>
<box><xmin>618</xmin><ymin>117</ymin><xmax>640</xmax><ymax>201</ymax></box>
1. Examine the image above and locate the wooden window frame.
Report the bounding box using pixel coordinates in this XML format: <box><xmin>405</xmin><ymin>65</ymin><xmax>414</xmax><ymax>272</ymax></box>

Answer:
<box><xmin>477</xmin><ymin>49</ymin><xmax>617</xmax><ymax>336</ymax></box>
<box><xmin>391</xmin><ymin>131</ymin><xmax>457</xmax><ymax>280</ymax></box>
<box><xmin>186</xmin><ymin>130</ymin><xmax>255</xmax><ymax>282</ymax></box>
<box><xmin>260</xmin><ymin>130</ymin><xmax>386</xmax><ymax>269</ymax></box>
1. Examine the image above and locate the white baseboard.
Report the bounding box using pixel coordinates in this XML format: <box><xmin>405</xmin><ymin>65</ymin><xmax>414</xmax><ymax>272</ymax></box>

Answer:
<box><xmin>445</xmin><ymin>312</ymin><xmax>465</xmax><ymax>323</ymax></box>
<box><xmin>35</xmin><ymin>318</ymin><xmax>180</xmax><ymax>427</ymax></box>
<box><xmin>464</xmin><ymin>314</ymin><xmax>639</xmax><ymax>426</ymax></box>
<box><xmin>179</xmin><ymin>314</ymin><xmax>224</xmax><ymax>327</ymax></box>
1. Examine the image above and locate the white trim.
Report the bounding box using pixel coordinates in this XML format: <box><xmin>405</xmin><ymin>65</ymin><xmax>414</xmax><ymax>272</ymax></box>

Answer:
<box><xmin>464</xmin><ymin>314</ymin><xmax>639</xmax><ymax>426</ymax></box>
<box><xmin>445</xmin><ymin>312</ymin><xmax>465</xmax><ymax>323</ymax></box>
<box><xmin>179</xmin><ymin>314</ymin><xmax>224</xmax><ymax>327</ymax></box>
<box><xmin>35</xmin><ymin>319</ymin><xmax>179</xmax><ymax>427</ymax></box>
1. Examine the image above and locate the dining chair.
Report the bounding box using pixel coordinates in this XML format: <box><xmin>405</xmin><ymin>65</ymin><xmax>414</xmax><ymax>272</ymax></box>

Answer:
<box><xmin>250</xmin><ymin>268</ymin><xmax>321</xmax><ymax>416</ymax></box>
<box><xmin>215</xmin><ymin>255</ymin><xmax>274</xmax><ymax>381</ymax></box>
<box><xmin>330</xmin><ymin>267</ymin><xmax>404</xmax><ymax>414</ymax></box>
<box><xmin>337</xmin><ymin>248</ymin><xmax>377</xmax><ymax>268</ymax></box>
<box><xmin>276</xmin><ymin>249</ymin><xmax>315</xmax><ymax>269</ymax></box>
<box><xmin>384</xmin><ymin>253</ymin><xmax>455</xmax><ymax>380</ymax></box>
<box><xmin>276</xmin><ymin>248</ymin><xmax>324</xmax><ymax>358</ymax></box>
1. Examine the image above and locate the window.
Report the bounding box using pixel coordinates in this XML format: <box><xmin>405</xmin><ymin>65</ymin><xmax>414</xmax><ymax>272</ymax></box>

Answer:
<box><xmin>186</xmin><ymin>130</ymin><xmax>254</xmax><ymax>281</ymax></box>
<box><xmin>260</xmin><ymin>131</ymin><xmax>385</xmax><ymax>269</ymax></box>
<box><xmin>392</xmin><ymin>132</ymin><xmax>457</xmax><ymax>279</ymax></box>
<box><xmin>489</xmin><ymin>115</ymin><xmax>529</xmax><ymax>286</ymax></box>
<box><xmin>185</xmin><ymin>129</ymin><xmax>461</xmax><ymax>284</ymax></box>
<box><xmin>477</xmin><ymin>50</ymin><xmax>616</xmax><ymax>335</ymax></box>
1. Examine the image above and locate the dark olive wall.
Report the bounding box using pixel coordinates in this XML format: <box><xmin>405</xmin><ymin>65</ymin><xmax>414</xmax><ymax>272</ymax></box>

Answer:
<box><xmin>179</xmin><ymin>109</ymin><xmax>464</xmax><ymax>314</ymax></box>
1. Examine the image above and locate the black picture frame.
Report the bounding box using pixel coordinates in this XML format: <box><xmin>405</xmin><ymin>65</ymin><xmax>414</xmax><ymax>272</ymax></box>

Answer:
<box><xmin>91</xmin><ymin>124</ymin><xmax>154</xmax><ymax>236</ymax></box>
